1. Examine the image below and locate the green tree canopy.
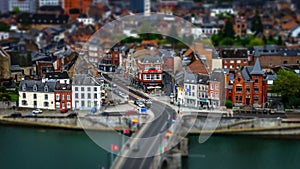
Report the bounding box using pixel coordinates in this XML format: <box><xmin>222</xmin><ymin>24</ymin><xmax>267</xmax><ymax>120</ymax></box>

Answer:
<box><xmin>271</xmin><ymin>69</ymin><xmax>300</xmax><ymax>107</ymax></box>
<box><xmin>248</xmin><ymin>38</ymin><xmax>264</xmax><ymax>47</ymax></box>
<box><xmin>0</xmin><ymin>22</ymin><xmax>9</xmax><ymax>32</ymax></box>
<box><xmin>251</xmin><ymin>11</ymin><xmax>264</xmax><ymax>36</ymax></box>
<box><xmin>223</xmin><ymin>19</ymin><xmax>235</xmax><ymax>39</ymax></box>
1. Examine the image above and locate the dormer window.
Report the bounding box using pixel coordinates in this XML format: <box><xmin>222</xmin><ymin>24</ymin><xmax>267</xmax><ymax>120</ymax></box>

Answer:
<box><xmin>44</xmin><ymin>85</ymin><xmax>49</xmax><ymax>92</ymax></box>
<box><xmin>22</xmin><ymin>84</ymin><xmax>26</xmax><ymax>91</ymax></box>
<box><xmin>33</xmin><ymin>84</ymin><xmax>38</xmax><ymax>92</ymax></box>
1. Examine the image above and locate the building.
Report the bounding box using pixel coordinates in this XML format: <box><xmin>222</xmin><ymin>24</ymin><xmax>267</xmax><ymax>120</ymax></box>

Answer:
<box><xmin>209</xmin><ymin>69</ymin><xmax>225</xmax><ymax>109</ymax></box>
<box><xmin>197</xmin><ymin>74</ymin><xmax>210</xmax><ymax>109</ymax></box>
<box><xmin>234</xmin><ymin>16</ymin><xmax>247</xmax><ymax>38</ymax></box>
<box><xmin>219</xmin><ymin>47</ymin><xmax>249</xmax><ymax>71</ymax></box>
<box><xmin>251</xmin><ymin>46</ymin><xmax>300</xmax><ymax>68</ymax></box>
<box><xmin>98</xmin><ymin>46</ymin><xmax>121</xmax><ymax>73</ymax></box>
<box><xmin>9</xmin><ymin>0</ymin><xmax>37</xmax><ymax>13</ymax></box>
<box><xmin>0</xmin><ymin>47</ymin><xmax>11</xmax><ymax>82</ymax></box>
<box><xmin>45</xmin><ymin>72</ymin><xmax>72</xmax><ymax>111</ymax></box>
<box><xmin>129</xmin><ymin>0</ymin><xmax>144</xmax><ymax>13</ymax></box>
<box><xmin>19</xmin><ymin>80</ymin><xmax>56</xmax><ymax>110</ymax></box>
<box><xmin>39</xmin><ymin>0</ymin><xmax>62</xmax><ymax>7</ymax></box>
<box><xmin>72</xmin><ymin>74</ymin><xmax>105</xmax><ymax>110</ymax></box>
<box><xmin>133</xmin><ymin>51</ymin><xmax>164</xmax><ymax>92</ymax></box>
<box><xmin>183</xmin><ymin>71</ymin><xmax>198</xmax><ymax>108</ymax></box>
<box><xmin>0</xmin><ymin>0</ymin><xmax>8</xmax><ymax>13</ymax></box>
<box><xmin>230</xmin><ymin>59</ymin><xmax>268</xmax><ymax>107</ymax></box>
<box><xmin>64</xmin><ymin>0</ymin><xmax>93</xmax><ymax>15</ymax></box>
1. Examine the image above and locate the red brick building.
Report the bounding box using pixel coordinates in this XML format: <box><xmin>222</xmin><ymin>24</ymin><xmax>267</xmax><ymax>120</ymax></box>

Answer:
<box><xmin>219</xmin><ymin>47</ymin><xmax>249</xmax><ymax>71</ymax></box>
<box><xmin>44</xmin><ymin>72</ymin><xmax>72</xmax><ymax>111</ymax></box>
<box><xmin>98</xmin><ymin>46</ymin><xmax>121</xmax><ymax>73</ymax></box>
<box><xmin>64</xmin><ymin>0</ymin><xmax>92</xmax><ymax>15</ymax></box>
<box><xmin>134</xmin><ymin>54</ymin><xmax>164</xmax><ymax>91</ymax></box>
<box><xmin>229</xmin><ymin>59</ymin><xmax>268</xmax><ymax>107</ymax></box>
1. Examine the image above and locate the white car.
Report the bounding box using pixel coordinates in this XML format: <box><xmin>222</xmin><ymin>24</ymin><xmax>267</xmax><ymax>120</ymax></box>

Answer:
<box><xmin>32</xmin><ymin>109</ymin><xmax>43</xmax><ymax>114</ymax></box>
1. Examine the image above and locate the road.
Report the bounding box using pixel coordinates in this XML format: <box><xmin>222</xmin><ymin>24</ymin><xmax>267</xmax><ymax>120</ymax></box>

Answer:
<box><xmin>102</xmin><ymin>73</ymin><xmax>177</xmax><ymax>169</ymax></box>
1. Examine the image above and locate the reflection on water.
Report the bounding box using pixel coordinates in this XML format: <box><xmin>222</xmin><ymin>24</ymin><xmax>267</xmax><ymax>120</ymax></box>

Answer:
<box><xmin>1</xmin><ymin>125</ymin><xmax>300</xmax><ymax>169</ymax></box>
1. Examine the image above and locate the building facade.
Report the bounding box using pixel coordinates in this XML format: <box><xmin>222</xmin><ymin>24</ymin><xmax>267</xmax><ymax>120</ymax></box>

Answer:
<box><xmin>72</xmin><ymin>74</ymin><xmax>105</xmax><ymax>110</ymax></box>
<box><xmin>9</xmin><ymin>0</ymin><xmax>37</xmax><ymax>13</ymax></box>
<box><xmin>98</xmin><ymin>47</ymin><xmax>120</xmax><ymax>73</ymax></box>
<box><xmin>64</xmin><ymin>0</ymin><xmax>92</xmax><ymax>15</ymax></box>
<box><xmin>0</xmin><ymin>47</ymin><xmax>11</xmax><ymax>81</ymax></box>
<box><xmin>134</xmin><ymin>54</ymin><xmax>164</xmax><ymax>91</ymax></box>
<box><xmin>44</xmin><ymin>72</ymin><xmax>72</xmax><ymax>111</ymax></box>
<box><xmin>230</xmin><ymin>59</ymin><xmax>268</xmax><ymax>107</ymax></box>
<box><xmin>39</xmin><ymin>0</ymin><xmax>62</xmax><ymax>7</ymax></box>
<box><xmin>19</xmin><ymin>80</ymin><xmax>56</xmax><ymax>110</ymax></box>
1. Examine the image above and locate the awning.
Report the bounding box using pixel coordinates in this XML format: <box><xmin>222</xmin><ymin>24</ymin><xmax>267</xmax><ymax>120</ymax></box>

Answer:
<box><xmin>199</xmin><ymin>99</ymin><xmax>210</xmax><ymax>103</ymax></box>
<box><xmin>131</xmin><ymin>118</ymin><xmax>139</xmax><ymax>123</ymax></box>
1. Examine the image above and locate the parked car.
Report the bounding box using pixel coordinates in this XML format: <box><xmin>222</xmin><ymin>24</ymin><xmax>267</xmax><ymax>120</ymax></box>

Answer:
<box><xmin>120</xmin><ymin>93</ymin><xmax>129</xmax><ymax>99</ymax></box>
<box><xmin>24</xmin><ymin>113</ymin><xmax>37</xmax><ymax>117</ymax></box>
<box><xmin>66</xmin><ymin>112</ymin><xmax>78</xmax><ymax>118</ymax></box>
<box><xmin>60</xmin><ymin>109</ymin><xmax>68</xmax><ymax>113</ymax></box>
<box><xmin>134</xmin><ymin>100</ymin><xmax>145</xmax><ymax>108</ymax></box>
<box><xmin>10</xmin><ymin>112</ymin><xmax>22</xmax><ymax>118</ymax></box>
<box><xmin>101</xmin><ymin>112</ymin><xmax>109</xmax><ymax>116</ymax></box>
<box><xmin>32</xmin><ymin>109</ymin><xmax>43</xmax><ymax>114</ymax></box>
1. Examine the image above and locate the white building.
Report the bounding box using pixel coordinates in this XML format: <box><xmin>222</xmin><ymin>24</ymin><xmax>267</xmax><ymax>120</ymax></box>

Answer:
<box><xmin>39</xmin><ymin>0</ymin><xmax>62</xmax><ymax>7</ymax></box>
<box><xmin>9</xmin><ymin>0</ymin><xmax>37</xmax><ymax>13</ymax></box>
<box><xmin>72</xmin><ymin>74</ymin><xmax>105</xmax><ymax>110</ymax></box>
<box><xmin>19</xmin><ymin>80</ymin><xmax>56</xmax><ymax>110</ymax></box>
<box><xmin>77</xmin><ymin>16</ymin><xmax>95</xmax><ymax>26</ymax></box>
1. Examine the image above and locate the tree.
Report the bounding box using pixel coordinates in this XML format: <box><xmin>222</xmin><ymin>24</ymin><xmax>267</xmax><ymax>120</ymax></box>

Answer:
<box><xmin>223</xmin><ymin>19</ymin><xmax>235</xmax><ymax>39</ymax></box>
<box><xmin>248</xmin><ymin>38</ymin><xmax>264</xmax><ymax>47</ymax></box>
<box><xmin>220</xmin><ymin>37</ymin><xmax>234</xmax><ymax>46</ymax></box>
<box><xmin>277</xmin><ymin>36</ymin><xmax>283</xmax><ymax>46</ymax></box>
<box><xmin>0</xmin><ymin>22</ymin><xmax>9</xmax><ymax>32</ymax></box>
<box><xmin>262</xmin><ymin>35</ymin><xmax>267</xmax><ymax>45</ymax></box>
<box><xmin>225</xmin><ymin>100</ymin><xmax>233</xmax><ymax>109</ymax></box>
<box><xmin>251</xmin><ymin>11</ymin><xmax>263</xmax><ymax>36</ymax></box>
<box><xmin>12</xmin><ymin>6</ymin><xmax>20</xmax><ymax>15</ymax></box>
<box><xmin>271</xmin><ymin>69</ymin><xmax>300</xmax><ymax>108</ymax></box>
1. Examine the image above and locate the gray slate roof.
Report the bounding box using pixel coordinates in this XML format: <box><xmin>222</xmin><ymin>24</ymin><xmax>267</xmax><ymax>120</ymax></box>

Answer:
<box><xmin>20</xmin><ymin>80</ymin><xmax>56</xmax><ymax>92</ymax></box>
<box><xmin>250</xmin><ymin>59</ymin><xmax>264</xmax><ymax>75</ymax></box>
<box><xmin>141</xmin><ymin>54</ymin><xmax>163</xmax><ymax>64</ymax></box>
<box><xmin>72</xmin><ymin>74</ymin><xmax>101</xmax><ymax>86</ymax></box>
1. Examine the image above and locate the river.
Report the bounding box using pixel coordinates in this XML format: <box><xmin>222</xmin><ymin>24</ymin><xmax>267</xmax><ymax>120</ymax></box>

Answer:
<box><xmin>0</xmin><ymin>125</ymin><xmax>299</xmax><ymax>169</ymax></box>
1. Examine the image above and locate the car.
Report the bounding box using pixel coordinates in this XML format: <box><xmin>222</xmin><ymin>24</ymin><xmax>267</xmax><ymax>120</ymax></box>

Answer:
<box><xmin>10</xmin><ymin>112</ymin><xmax>22</xmax><ymax>118</ymax></box>
<box><xmin>120</xmin><ymin>93</ymin><xmax>129</xmax><ymax>99</ymax></box>
<box><xmin>112</xmin><ymin>83</ymin><xmax>117</xmax><ymax>88</ymax></box>
<box><xmin>32</xmin><ymin>109</ymin><xmax>43</xmax><ymax>114</ymax></box>
<box><xmin>132</xmin><ymin>143</ymin><xmax>139</xmax><ymax>152</ymax></box>
<box><xmin>134</xmin><ymin>100</ymin><xmax>145</xmax><ymax>107</ymax></box>
<box><xmin>101</xmin><ymin>112</ymin><xmax>109</xmax><ymax>116</ymax></box>
<box><xmin>24</xmin><ymin>113</ymin><xmax>37</xmax><ymax>117</ymax></box>
<box><xmin>66</xmin><ymin>112</ymin><xmax>78</xmax><ymax>118</ymax></box>
<box><xmin>60</xmin><ymin>109</ymin><xmax>68</xmax><ymax>113</ymax></box>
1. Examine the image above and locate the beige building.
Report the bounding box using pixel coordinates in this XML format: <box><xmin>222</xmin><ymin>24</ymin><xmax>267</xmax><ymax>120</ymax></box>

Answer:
<box><xmin>0</xmin><ymin>47</ymin><xmax>11</xmax><ymax>82</ymax></box>
<box><xmin>19</xmin><ymin>80</ymin><xmax>56</xmax><ymax>110</ymax></box>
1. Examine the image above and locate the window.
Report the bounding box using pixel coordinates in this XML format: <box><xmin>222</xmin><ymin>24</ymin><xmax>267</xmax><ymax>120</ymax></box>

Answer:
<box><xmin>62</xmin><ymin>94</ymin><xmax>65</xmax><ymax>100</ymax></box>
<box><xmin>88</xmin><ymin>101</ymin><xmax>91</xmax><ymax>107</ymax></box>
<box><xmin>239</xmin><ymin>96</ymin><xmax>242</xmax><ymax>102</ymax></box>
<box><xmin>235</xmin><ymin>96</ymin><xmax>239</xmax><ymax>103</ymax></box>
<box><xmin>22</xmin><ymin>100</ymin><xmax>27</xmax><ymax>105</ymax></box>
<box><xmin>75</xmin><ymin>93</ymin><xmax>78</xmax><ymax>99</ymax></box>
<box><xmin>23</xmin><ymin>93</ymin><xmax>26</xmax><ymax>99</ymax></box>
<box><xmin>22</xmin><ymin>84</ymin><xmax>26</xmax><ymax>91</ymax></box>
<box><xmin>94</xmin><ymin>87</ymin><xmax>97</xmax><ymax>91</ymax></box>
<box><xmin>215</xmin><ymin>92</ymin><xmax>219</xmax><ymax>98</ymax></box>
<box><xmin>81</xmin><ymin>93</ymin><xmax>85</xmax><ymax>99</ymax></box>
<box><xmin>75</xmin><ymin>87</ymin><xmax>78</xmax><ymax>91</ymax></box>
<box><xmin>254</xmin><ymin>86</ymin><xmax>259</xmax><ymax>93</ymax></box>
<box><xmin>88</xmin><ymin>93</ymin><xmax>91</xmax><ymax>99</ymax></box>
<box><xmin>210</xmin><ymin>84</ymin><xmax>214</xmax><ymax>90</ymax></box>
<box><xmin>255</xmin><ymin>77</ymin><xmax>258</xmax><ymax>83</ymax></box>
<box><xmin>44</xmin><ymin>86</ymin><xmax>48</xmax><ymax>92</ymax></box>
<box><xmin>67</xmin><ymin>94</ymin><xmax>70</xmax><ymax>100</ymax></box>
<box><xmin>94</xmin><ymin>93</ymin><xmax>97</xmax><ymax>99</ymax></box>
<box><xmin>44</xmin><ymin>102</ymin><xmax>49</xmax><ymax>107</ymax></box>
<box><xmin>33</xmin><ymin>94</ymin><xmax>37</xmax><ymax>99</ymax></box>
<box><xmin>81</xmin><ymin>101</ymin><xmax>85</xmax><ymax>107</ymax></box>
<box><xmin>192</xmin><ymin>86</ymin><xmax>195</xmax><ymax>90</ymax></box>
<box><xmin>297</xmin><ymin>60</ymin><xmax>300</xmax><ymax>64</ymax></box>
<box><xmin>45</xmin><ymin>94</ymin><xmax>48</xmax><ymax>100</ymax></box>
<box><xmin>254</xmin><ymin>96</ymin><xmax>259</xmax><ymax>103</ymax></box>
<box><xmin>246</xmin><ymin>86</ymin><xmax>250</xmax><ymax>93</ymax></box>
<box><xmin>33</xmin><ymin>85</ymin><xmax>37</xmax><ymax>92</ymax></box>
<box><xmin>155</xmin><ymin>65</ymin><xmax>160</xmax><ymax>70</ymax></box>
<box><xmin>81</xmin><ymin>87</ymin><xmax>84</xmax><ymax>91</ymax></box>
<box><xmin>236</xmin><ymin>86</ymin><xmax>242</xmax><ymax>93</ymax></box>
<box><xmin>67</xmin><ymin>102</ymin><xmax>71</xmax><ymax>108</ymax></box>
<box><xmin>87</xmin><ymin>87</ymin><xmax>91</xmax><ymax>91</ymax></box>
<box><xmin>283</xmin><ymin>60</ymin><xmax>288</xmax><ymax>64</ymax></box>
<box><xmin>56</xmin><ymin>94</ymin><xmax>60</xmax><ymax>100</ymax></box>
<box><xmin>210</xmin><ymin>92</ymin><xmax>214</xmax><ymax>98</ymax></box>
<box><xmin>215</xmin><ymin>84</ymin><xmax>218</xmax><ymax>90</ymax></box>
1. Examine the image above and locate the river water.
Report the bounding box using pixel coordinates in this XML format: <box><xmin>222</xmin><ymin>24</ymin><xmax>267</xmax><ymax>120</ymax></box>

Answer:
<box><xmin>0</xmin><ymin>125</ymin><xmax>299</xmax><ymax>169</ymax></box>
